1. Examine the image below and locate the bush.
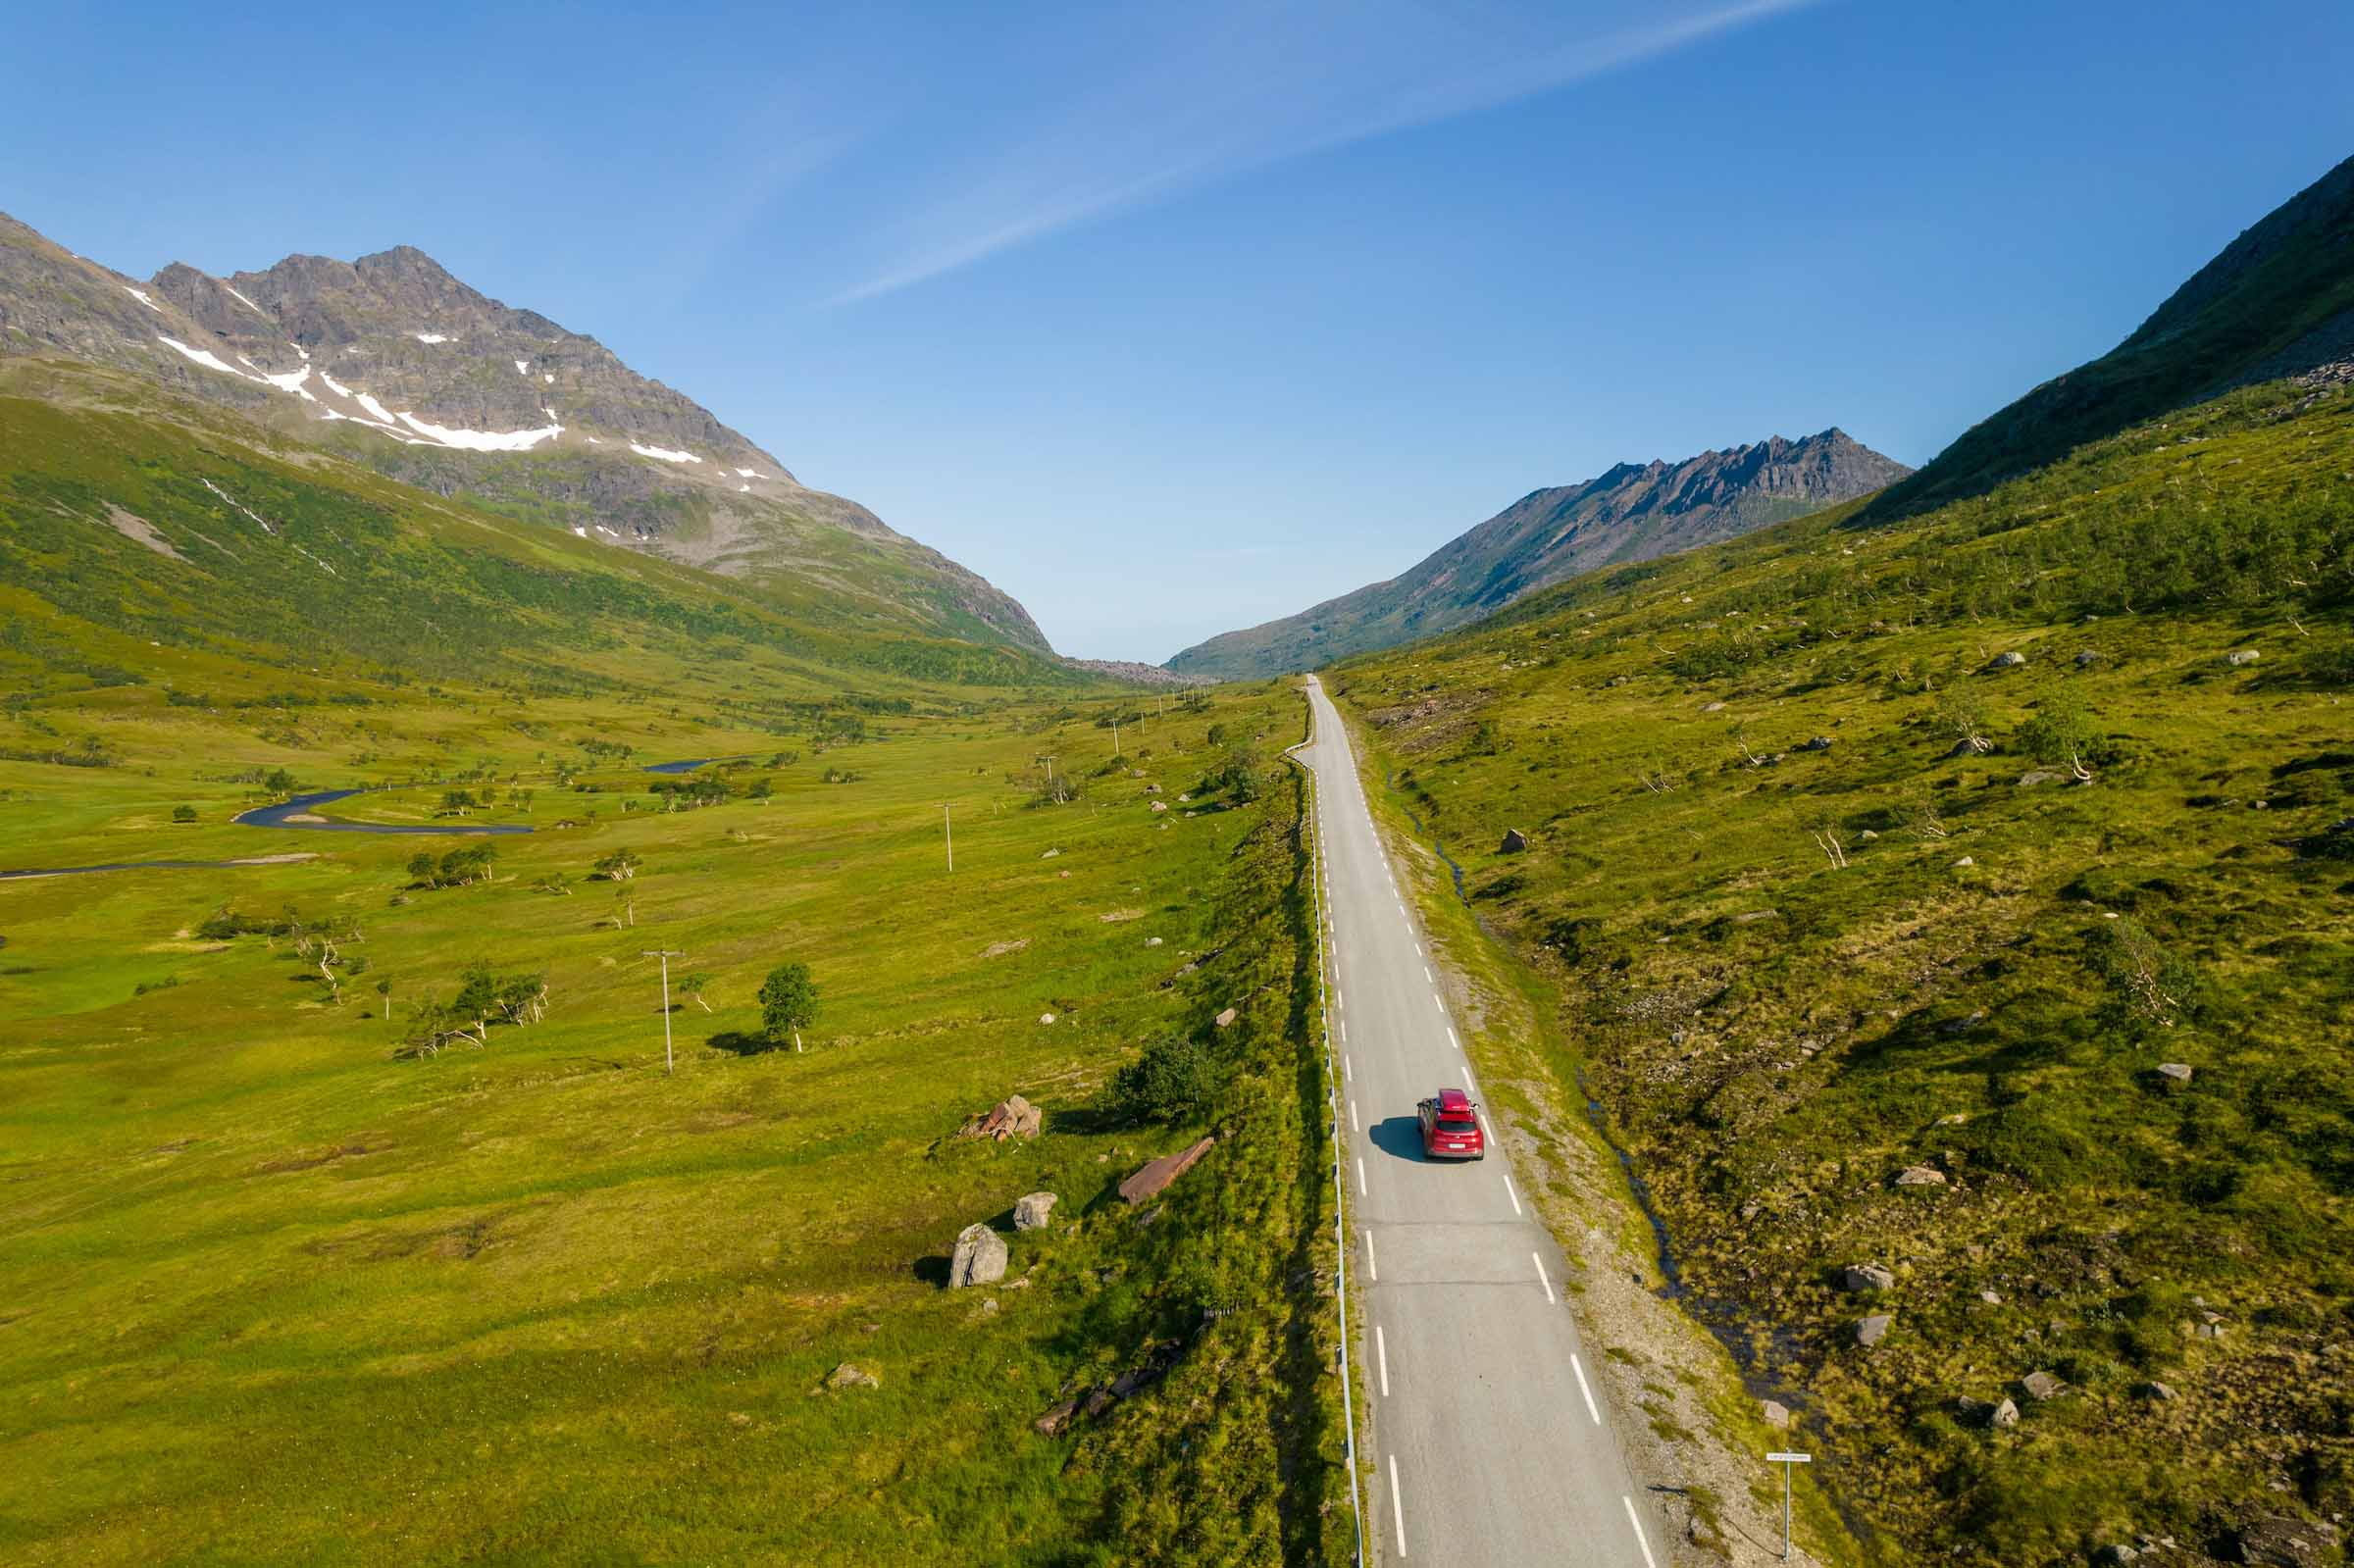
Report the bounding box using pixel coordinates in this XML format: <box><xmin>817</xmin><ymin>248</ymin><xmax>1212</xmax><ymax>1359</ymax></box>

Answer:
<box><xmin>172</xmin><ymin>804</ymin><xmax>197</xmax><ymax>824</ymax></box>
<box><xmin>2087</xmin><ymin>915</ymin><xmax>2199</xmax><ymax>1035</ymax></box>
<box><xmin>1109</xmin><ymin>1033</ymin><xmax>1215</xmax><ymax>1125</ymax></box>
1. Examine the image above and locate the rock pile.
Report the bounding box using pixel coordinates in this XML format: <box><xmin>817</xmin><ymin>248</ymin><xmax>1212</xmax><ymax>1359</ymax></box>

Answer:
<box><xmin>959</xmin><ymin>1094</ymin><xmax>1043</xmax><ymax>1140</ymax></box>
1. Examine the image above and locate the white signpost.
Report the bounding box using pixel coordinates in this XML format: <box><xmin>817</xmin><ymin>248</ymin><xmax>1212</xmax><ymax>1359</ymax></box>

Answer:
<box><xmin>1766</xmin><ymin>1452</ymin><xmax>1812</xmax><ymax>1561</ymax></box>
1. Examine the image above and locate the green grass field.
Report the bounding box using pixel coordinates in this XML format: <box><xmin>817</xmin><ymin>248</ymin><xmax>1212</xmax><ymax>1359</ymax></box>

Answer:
<box><xmin>0</xmin><ymin>380</ymin><xmax>1351</xmax><ymax>1565</ymax></box>
<box><xmin>1328</xmin><ymin>378</ymin><xmax>2353</xmax><ymax>1564</ymax></box>
<box><xmin>0</xmin><ymin>678</ymin><xmax>1350</xmax><ymax>1564</ymax></box>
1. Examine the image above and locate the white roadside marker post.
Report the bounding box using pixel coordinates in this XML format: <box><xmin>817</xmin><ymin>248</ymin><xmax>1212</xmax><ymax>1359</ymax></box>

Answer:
<box><xmin>1767</xmin><ymin>1451</ymin><xmax>1812</xmax><ymax>1560</ymax></box>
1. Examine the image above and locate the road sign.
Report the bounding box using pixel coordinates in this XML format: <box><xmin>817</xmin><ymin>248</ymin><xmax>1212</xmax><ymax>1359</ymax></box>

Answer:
<box><xmin>1768</xmin><ymin>1451</ymin><xmax>1813</xmax><ymax>1558</ymax></box>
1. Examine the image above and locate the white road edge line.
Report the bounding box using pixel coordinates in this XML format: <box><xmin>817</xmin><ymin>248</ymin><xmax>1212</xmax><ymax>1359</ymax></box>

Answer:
<box><xmin>1570</xmin><ymin>1352</ymin><xmax>1602</xmax><ymax>1425</ymax></box>
<box><xmin>1422</xmin><ymin>965</ymin><xmax>1432</xmax><ymax>983</ymax></box>
<box><xmin>1376</xmin><ymin>1324</ymin><xmax>1390</xmax><ymax>1396</ymax></box>
<box><xmin>1390</xmin><ymin>1455</ymin><xmax>1408</xmax><ymax>1558</ymax></box>
<box><xmin>1503</xmin><ymin>1174</ymin><xmax>1521</xmax><ymax>1215</ymax></box>
<box><xmin>1533</xmin><ymin>1252</ymin><xmax>1555</xmax><ymax>1304</ymax></box>
<box><xmin>1364</xmin><ymin>1228</ymin><xmax>1378</xmax><ymax>1282</ymax></box>
<box><xmin>1447</xmin><ymin>1026</ymin><xmax>1458</xmax><ymax>1047</ymax></box>
<box><xmin>1357</xmin><ymin>1157</ymin><xmax>1367</xmax><ymax>1196</ymax></box>
<box><xmin>1623</xmin><ymin>1495</ymin><xmax>1657</xmax><ymax>1568</ymax></box>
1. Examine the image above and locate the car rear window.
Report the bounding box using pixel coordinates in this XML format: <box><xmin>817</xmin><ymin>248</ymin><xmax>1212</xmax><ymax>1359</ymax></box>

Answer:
<box><xmin>1437</xmin><ymin>1117</ymin><xmax>1477</xmax><ymax>1132</ymax></box>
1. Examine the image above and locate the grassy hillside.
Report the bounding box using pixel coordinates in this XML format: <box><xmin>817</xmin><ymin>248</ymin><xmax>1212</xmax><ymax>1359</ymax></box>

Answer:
<box><xmin>0</xmin><ymin>359</ymin><xmax>1072</xmax><ymax>699</ymax></box>
<box><xmin>0</xmin><ymin>364</ymin><xmax>1352</xmax><ymax>1563</ymax></box>
<box><xmin>1866</xmin><ymin>152</ymin><xmax>2354</xmax><ymax>521</ymax></box>
<box><xmin>1326</xmin><ymin>377</ymin><xmax>2351</xmax><ymax>1564</ymax></box>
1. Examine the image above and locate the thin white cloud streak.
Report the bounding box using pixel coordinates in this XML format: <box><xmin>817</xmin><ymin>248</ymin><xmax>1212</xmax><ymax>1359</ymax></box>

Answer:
<box><xmin>832</xmin><ymin>0</ymin><xmax>1825</xmax><ymax>305</ymax></box>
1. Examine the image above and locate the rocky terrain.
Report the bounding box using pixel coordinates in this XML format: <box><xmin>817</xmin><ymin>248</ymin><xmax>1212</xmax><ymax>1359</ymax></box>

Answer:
<box><xmin>0</xmin><ymin>213</ymin><xmax>1048</xmax><ymax>650</ymax></box>
<box><xmin>1167</xmin><ymin>429</ymin><xmax>1909</xmax><ymax>680</ymax></box>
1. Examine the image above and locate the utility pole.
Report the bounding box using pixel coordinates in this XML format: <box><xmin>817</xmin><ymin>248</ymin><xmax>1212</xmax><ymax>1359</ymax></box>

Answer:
<box><xmin>944</xmin><ymin>803</ymin><xmax>952</xmax><ymax>871</ymax></box>
<box><xmin>1767</xmin><ymin>1451</ymin><xmax>1812</xmax><ymax>1560</ymax></box>
<box><xmin>643</xmin><ymin>949</ymin><xmax>685</xmax><ymax>1075</ymax></box>
<box><xmin>1112</xmin><ymin>720</ymin><xmax>1120</xmax><ymax>757</ymax></box>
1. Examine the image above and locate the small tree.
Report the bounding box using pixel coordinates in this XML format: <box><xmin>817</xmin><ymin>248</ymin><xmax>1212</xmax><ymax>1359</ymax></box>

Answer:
<box><xmin>172</xmin><ymin>804</ymin><xmax>198</xmax><ymax>824</ymax></box>
<box><xmin>1110</xmin><ymin>1034</ymin><xmax>1214</xmax><ymax>1124</ymax></box>
<box><xmin>758</xmin><ymin>961</ymin><xmax>818</xmax><ymax>1052</ymax></box>
<box><xmin>678</xmin><ymin>972</ymin><xmax>713</xmax><ymax>1012</ymax></box>
<box><xmin>594</xmin><ymin>848</ymin><xmax>641</xmax><ymax>882</ymax></box>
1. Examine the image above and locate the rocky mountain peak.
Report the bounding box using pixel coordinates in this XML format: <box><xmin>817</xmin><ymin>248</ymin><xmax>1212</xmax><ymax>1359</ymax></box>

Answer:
<box><xmin>0</xmin><ymin>209</ymin><xmax>1051</xmax><ymax>653</ymax></box>
<box><xmin>1168</xmin><ymin>428</ymin><xmax>1911</xmax><ymax>680</ymax></box>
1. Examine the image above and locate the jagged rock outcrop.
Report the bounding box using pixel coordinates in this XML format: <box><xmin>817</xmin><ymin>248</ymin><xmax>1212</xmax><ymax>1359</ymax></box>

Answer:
<box><xmin>1169</xmin><ymin>429</ymin><xmax>1908</xmax><ymax>678</ymax></box>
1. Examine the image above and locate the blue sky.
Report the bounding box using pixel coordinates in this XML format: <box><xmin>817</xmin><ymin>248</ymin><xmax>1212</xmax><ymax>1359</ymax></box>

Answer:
<box><xmin>7</xmin><ymin>1</ymin><xmax>2351</xmax><ymax>660</ymax></box>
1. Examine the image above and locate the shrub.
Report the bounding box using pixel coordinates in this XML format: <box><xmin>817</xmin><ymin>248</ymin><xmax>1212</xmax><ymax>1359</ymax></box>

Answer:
<box><xmin>172</xmin><ymin>804</ymin><xmax>197</xmax><ymax>824</ymax></box>
<box><xmin>1109</xmin><ymin>1033</ymin><xmax>1215</xmax><ymax>1125</ymax></box>
<box><xmin>2087</xmin><ymin>915</ymin><xmax>2199</xmax><ymax>1035</ymax></box>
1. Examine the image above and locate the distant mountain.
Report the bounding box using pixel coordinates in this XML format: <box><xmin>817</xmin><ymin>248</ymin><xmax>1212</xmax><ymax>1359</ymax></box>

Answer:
<box><xmin>0</xmin><ymin>213</ymin><xmax>1049</xmax><ymax>651</ymax></box>
<box><xmin>1168</xmin><ymin>430</ymin><xmax>1909</xmax><ymax>680</ymax></box>
<box><xmin>1861</xmin><ymin>150</ymin><xmax>2354</xmax><ymax>521</ymax></box>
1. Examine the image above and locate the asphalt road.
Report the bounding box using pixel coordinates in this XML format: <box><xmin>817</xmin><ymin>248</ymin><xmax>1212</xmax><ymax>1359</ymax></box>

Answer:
<box><xmin>1296</xmin><ymin>675</ymin><xmax>1660</xmax><ymax>1567</ymax></box>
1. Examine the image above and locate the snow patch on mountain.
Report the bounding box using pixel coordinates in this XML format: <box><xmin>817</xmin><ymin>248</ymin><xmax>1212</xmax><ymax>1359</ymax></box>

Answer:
<box><xmin>396</xmin><ymin>410</ymin><xmax>564</xmax><ymax>452</ymax></box>
<box><xmin>159</xmin><ymin>335</ymin><xmax>266</xmax><ymax>382</ymax></box>
<box><xmin>261</xmin><ymin>364</ymin><xmax>318</xmax><ymax>402</ymax></box>
<box><xmin>412</xmin><ymin>331</ymin><xmax>449</xmax><ymax>344</ymax></box>
<box><xmin>630</xmin><ymin>442</ymin><xmax>700</xmax><ymax>464</ymax></box>
<box><xmin>124</xmin><ymin>286</ymin><xmax>163</xmax><ymax>314</ymax></box>
<box><xmin>224</xmin><ymin>284</ymin><xmax>269</xmax><ymax>316</ymax></box>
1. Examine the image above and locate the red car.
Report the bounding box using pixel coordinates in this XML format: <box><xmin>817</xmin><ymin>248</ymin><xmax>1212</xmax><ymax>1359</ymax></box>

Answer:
<box><xmin>1417</xmin><ymin>1087</ymin><xmax>1485</xmax><ymax>1160</ymax></box>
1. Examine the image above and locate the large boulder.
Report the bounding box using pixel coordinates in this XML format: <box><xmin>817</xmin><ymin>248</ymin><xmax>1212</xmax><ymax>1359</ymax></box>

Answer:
<box><xmin>2020</xmin><ymin>1370</ymin><xmax>2064</xmax><ymax>1401</ymax></box>
<box><xmin>1855</xmin><ymin>1313</ymin><xmax>1894</xmax><ymax>1347</ymax></box>
<box><xmin>1013</xmin><ymin>1191</ymin><xmax>1059</xmax><ymax>1231</ymax></box>
<box><xmin>1985</xmin><ymin>650</ymin><xmax>2028</xmax><ymax>671</ymax></box>
<box><xmin>949</xmin><ymin>1223</ymin><xmax>1007</xmax><ymax>1289</ymax></box>
<box><xmin>1500</xmin><ymin>828</ymin><xmax>1529</xmax><ymax>853</ymax></box>
<box><xmin>1895</xmin><ymin>1166</ymin><xmax>1948</xmax><ymax>1187</ymax></box>
<box><xmin>824</xmin><ymin>1362</ymin><xmax>879</xmax><ymax>1391</ymax></box>
<box><xmin>1120</xmin><ymin>1137</ymin><xmax>1215</xmax><ymax>1204</ymax></box>
<box><xmin>1839</xmin><ymin>1262</ymin><xmax>1897</xmax><ymax>1292</ymax></box>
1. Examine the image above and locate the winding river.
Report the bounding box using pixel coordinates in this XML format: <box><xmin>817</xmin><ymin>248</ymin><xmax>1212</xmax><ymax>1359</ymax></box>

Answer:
<box><xmin>2</xmin><ymin>761</ymin><xmax>716</xmax><ymax>881</ymax></box>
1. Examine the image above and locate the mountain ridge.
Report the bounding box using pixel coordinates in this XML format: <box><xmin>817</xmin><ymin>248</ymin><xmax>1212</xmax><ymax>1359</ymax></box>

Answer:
<box><xmin>1859</xmin><ymin>149</ymin><xmax>2354</xmax><ymax>521</ymax></box>
<box><xmin>1167</xmin><ymin>428</ymin><xmax>1910</xmax><ymax>680</ymax></box>
<box><xmin>0</xmin><ymin>212</ymin><xmax>1050</xmax><ymax>652</ymax></box>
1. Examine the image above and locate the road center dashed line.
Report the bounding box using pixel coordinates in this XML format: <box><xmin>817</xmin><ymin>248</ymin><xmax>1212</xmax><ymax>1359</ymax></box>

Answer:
<box><xmin>1390</xmin><ymin>1455</ymin><xmax>1408</xmax><ymax>1558</ymax></box>
<box><xmin>1623</xmin><ymin>1495</ymin><xmax>1657</xmax><ymax>1568</ymax></box>
<box><xmin>1570</xmin><ymin>1352</ymin><xmax>1602</xmax><ymax>1425</ymax></box>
